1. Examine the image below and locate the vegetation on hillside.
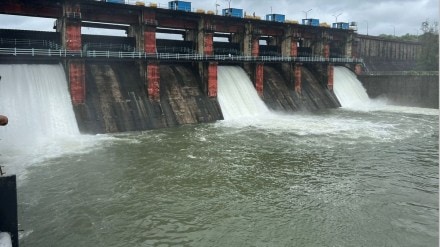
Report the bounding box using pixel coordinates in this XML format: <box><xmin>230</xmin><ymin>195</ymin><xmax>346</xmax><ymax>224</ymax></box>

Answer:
<box><xmin>416</xmin><ymin>20</ymin><xmax>439</xmax><ymax>71</ymax></box>
<box><xmin>378</xmin><ymin>20</ymin><xmax>439</xmax><ymax>71</ymax></box>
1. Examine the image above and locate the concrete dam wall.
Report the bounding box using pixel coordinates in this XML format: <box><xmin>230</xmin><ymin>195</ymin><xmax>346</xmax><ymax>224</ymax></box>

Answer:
<box><xmin>359</xmin><ymin>74</ymin><xmax>439</xmax><ymax>109</ymax></box>
<box><xmin>74</xmin><ymin>62</ymin><xmax>223</xmax><ymax>134</ymax></box>
<box><xmin>355</xmin><ymin>35</ymin><xmax>421</xmax><ymax>71</ymax></box>
<box><xmin>355</xmin><ymin>35</ymin><xmax>438</xmax><ymax>109</ymax></box>
<box><xmin>73</xmin><ymin>62</ymin><xmax>339</xmax><ymax>134</ymax></box>
<box><xmin>262</xmin><ymin>65</ymin><xmax>340</xmax><ymax>112</ymax></box>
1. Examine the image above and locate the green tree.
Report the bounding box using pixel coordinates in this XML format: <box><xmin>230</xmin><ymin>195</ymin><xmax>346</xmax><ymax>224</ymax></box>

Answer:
<box><xmin>416</xmin><ymin>20</ymin><xmax>439</xmax><ymax>71</ymax></box>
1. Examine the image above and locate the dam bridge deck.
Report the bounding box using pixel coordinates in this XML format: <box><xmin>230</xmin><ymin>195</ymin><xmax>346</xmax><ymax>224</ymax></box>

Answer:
<box><xmin>0</xmin><ymin>48</ymin><xmax>363</xmax><ymax>65</ymax></box>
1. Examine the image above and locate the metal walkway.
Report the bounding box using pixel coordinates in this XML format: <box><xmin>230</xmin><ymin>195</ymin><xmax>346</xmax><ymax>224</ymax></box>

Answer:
<box><xmin>0</xmin><ymin>48</ymin><xmax>364</xmax><ymax>64</ymax></box>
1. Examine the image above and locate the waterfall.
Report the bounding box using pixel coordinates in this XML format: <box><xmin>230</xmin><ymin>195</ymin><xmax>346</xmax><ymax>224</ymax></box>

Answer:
<box><xmin>217</xmin><ymin>66</ymin><xmax>270</xmax><ymax>120</ymax></box>
<box><xmin>333</xmin><ymin>66</ymin><xmax>373</xmax><ymax>109</ymax></box>
<box><xmin>332</xmin><ymin>66</ymin><xmax>437</xmax><ymax>114</ymax></box>
<box><xmin>0</xmin><ymin>64</ymin><xmax>79</xmax><ymax>148</ymax></box>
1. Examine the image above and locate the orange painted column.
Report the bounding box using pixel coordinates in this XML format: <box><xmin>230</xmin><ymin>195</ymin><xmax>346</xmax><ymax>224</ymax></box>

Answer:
<box><xmin>251</xmin><ymin>38</ymin><xmax>259</xmax><ymax>57</ymax></box>
<box><xmin>143</xmin><ymin>10</ymin><xmax>157</xmax><ymax>53</ymax></box>
<box><xmin>204</xmin><ymin>33</ymin><xmax>214</xmax><ymax>55</ymax></box>
<box><xmin>255</xmin><ymin>63</ymin><xmax>264</xmax><ymax>97</ymax></box>
<box><xmin>294</xmin><ymin>64</ymin><xmax>302</xmax><ymax>93</ymax></box>
<box><xmin>69</xmin><ymin>60</ymin><xmax>85</xmax><ymax>104</ymax></box>
<box><xmin>291</xmin><ymin>40</ymin><xmax>298</xmax><ymax>57</ymax></box>
<box><xmin>207</xmin><ymin>62</ymin><xmax>218</xmax><ymax>97</ymax></box>
<box><xmin>65</xmin><ymin>23</ymin><xmax>81</xmax><ymax>50</ymax></box>
<box><xmin>64</xmin><ymin>3</ymin><xmax>82</xmax><ymax>50</ymax></box>
<box><xmin>323</xmin><ymin>44</ymin><xmax>330</xmax><ymax>59</ymax></box>
<box><xmin>327</xmin><ymin>64</ymin><xmax>334</xmax><ymax>91</ymax></box>
<box><xmin>144</xmin><ymin>26</ymin><xmax>156</xmax><ymax>53</ymax></box>
<box><xmin>147</xmin><ymin>63</ymin><xmax>160</xmax><ymax>101</ymax></box>
<box><xmin>64</xmin><ymin>4</ymin><xmax>84</xmax><ymax>105</ymax></box>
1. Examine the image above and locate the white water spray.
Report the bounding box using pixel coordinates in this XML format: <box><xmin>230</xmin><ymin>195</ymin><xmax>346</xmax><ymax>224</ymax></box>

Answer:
<box><xmin>217</xmin><ymin>66</ymin><xmax>270</xmax><ymax>120</ymax></box>
<box><xmin>333</xmin><ymin>66</ymin><xmax>438</xmax><ymax>115</ymax></box>
<box><xmin>0</xmin><ymin>64</ymin><xmax>79</xmax><ymax>143</ymax></box>
<box><xmin>0</xmin><ymin>64</ymin><xmax>83</xmax><ymax>177</ymax></box>
<box><xmin>333</xmin><ymin>66</ymin><xmax>379</xmax><ymax>109</ymax></box>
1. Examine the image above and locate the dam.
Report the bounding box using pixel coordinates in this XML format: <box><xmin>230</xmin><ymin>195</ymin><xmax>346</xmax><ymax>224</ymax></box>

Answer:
<box><xmin>0</xmin><ymin>0</ymin><xmax>369</xmax><ymax>134</ymax></box>
<box><xmin>1</xmin><ymin>0</ymin><xmax>436</xmax><ymax>134</ymax></box>
<box><xmin>0</xmin><ymin>2</ymin><xmax>438</xmax><ymax>246</ymax></box>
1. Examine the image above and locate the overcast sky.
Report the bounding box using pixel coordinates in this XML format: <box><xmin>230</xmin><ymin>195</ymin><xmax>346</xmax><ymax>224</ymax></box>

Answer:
<box><xmin>0</xmin><ymin>0</ymin><xmax>438</xmax><ymax>36</ymax></box>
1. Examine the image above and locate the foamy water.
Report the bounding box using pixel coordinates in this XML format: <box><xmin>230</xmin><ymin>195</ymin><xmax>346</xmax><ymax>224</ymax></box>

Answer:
<box><xmin>0</xmin><ymin>64</ymin><xmax>437</xmax><ymax>185</ymax></box>
<box><xmin>333</xmin><ymin>66</ymin><xmax>438</xmax><ymax>116</ymax></box>
<box><xmin>0</xmin><ymin>64</ymin><xmax>93</xmax><ymax>181</ymax></box>
<box><xmin>0</xmin><ymin>64</ymin><xmax>436</xmax><ymax>247</ymax></box>
<box><xmin>217</xmin><ymin>66</ymin><xmax>270</xmax><ymax>120</ymax></box>
<box><xmin>216</xmin><ymin>65</ymin><xmax>436</xmax><ymax>143</ymax></box>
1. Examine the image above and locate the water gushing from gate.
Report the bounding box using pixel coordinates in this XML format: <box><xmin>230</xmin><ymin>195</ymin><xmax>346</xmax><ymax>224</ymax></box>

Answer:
<box><xmin>217</xmin><ymin>66</ymin><xmax>270</xmax><ymax>120</ymax></box>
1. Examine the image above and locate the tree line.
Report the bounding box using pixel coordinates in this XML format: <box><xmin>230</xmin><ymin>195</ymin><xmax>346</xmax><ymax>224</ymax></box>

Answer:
<box><xmin>378</xmin><ymin>20</ymin><xmax>438</xmax><ymax>71</ymax></box>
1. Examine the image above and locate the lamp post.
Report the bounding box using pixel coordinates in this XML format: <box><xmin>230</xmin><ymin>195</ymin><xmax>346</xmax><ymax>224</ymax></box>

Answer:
<box><xmin>302</xmin><ymin>9</ymin><xmax>312</xmax><ymax>19</ymax></box>
<box><xmin>225</xmin><ymin>0</ymin><xmax>231</xmax><ymax>10</ymax></box>
<box><xmin>332</xmin><ymin>13</ymin><xmax>342</xmax><ymax>23</ymax></box>
<box><xmin>224</xmin><ymin>0</ymin><xmax>231</xmax><ymax>16</ymax></box>
<box><xmin>391</xmin><ymin>25</ymin><xmax>395</xmax><ymax>37</ymax></box>
<box><xmin>215</xmin><ymin>0</ymin><xmax>220</xmax><ymax>15</ymax></box>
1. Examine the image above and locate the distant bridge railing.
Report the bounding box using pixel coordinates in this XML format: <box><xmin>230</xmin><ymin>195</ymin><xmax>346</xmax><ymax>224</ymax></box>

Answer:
<box><xmin>0</xmin><ymin>38</ymin><xmax>60</xmax><ymax>49</ymax></box>
<box><xmin>0</xmin><ymin>48</ymin><xmax>364</xmax><ymax>64</ymax></box>
<box><xmin>361</xmin><ymin>71</ymin><xmax>439</xmax><ymax>76</ymax></box>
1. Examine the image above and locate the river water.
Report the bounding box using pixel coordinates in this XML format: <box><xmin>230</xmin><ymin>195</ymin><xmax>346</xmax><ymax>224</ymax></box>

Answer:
<box><xmin>0</xmin><ymin>65</ymin><xmax>438</xmax><ymax>246</ymax></box>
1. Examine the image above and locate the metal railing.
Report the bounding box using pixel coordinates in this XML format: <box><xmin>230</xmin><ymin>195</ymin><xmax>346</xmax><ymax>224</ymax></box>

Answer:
<box><xmin>0</xmin><ymin>38</ymin><xmax>60</xmax><ymax>49</ymax></box>
<box><xmin>0</xmin><ymin>47</ymin><xmax>364</xmax><ymax>64</ymax></box>
<box><xmin>66</xmin><ymin>12</ymin><xmax>82</xmax><ymax>19</ymax></box>
<box><xmin>83</xmin><ymin>42</ymin><xmax>135</xmax><ymax>51</ymax></box>
<box><xmin>361</xmin><ymin>71</ymin><xmax>439</xmax><ymax>76</ymax></box>
<box><xmin>156</xmin><ymin>46</ymin><xmax>195</xmax><ymax>54</ymax></box>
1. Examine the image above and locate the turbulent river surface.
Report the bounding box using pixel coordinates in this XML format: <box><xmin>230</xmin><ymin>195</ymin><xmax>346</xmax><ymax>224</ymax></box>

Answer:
<box><xmin>5</xmin><ymin>108</ymin><xmax>438</xmax><ymax>247</ymax></box>
<box><xmin>0</xmin><ymin>65</ymin><xmax>438</xmax><ymax>247</ymax></box>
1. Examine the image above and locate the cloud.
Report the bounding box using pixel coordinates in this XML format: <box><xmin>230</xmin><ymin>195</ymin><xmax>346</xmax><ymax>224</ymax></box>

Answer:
<box><xmin>190</xmin><ymin>0</ymin><xmax>437</xmax><ymax>35</ymax></box>
<box><xmin>0</xmin><ymin>0</ymin><xmax>438</xmax><ymax>36</ymax></box>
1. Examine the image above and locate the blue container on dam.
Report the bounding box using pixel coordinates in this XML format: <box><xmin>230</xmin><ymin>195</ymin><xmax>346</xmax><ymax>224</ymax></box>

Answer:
<box><xmin>302</xmin><ymin>18</ymin><xmax>320</xmax><ymax>26</ymax></box>
<box><xmin>168</xmin><ymin>1</ymin><xmax>191</xmax><ymax>12</ymax></box>
<box><xmin>332</xmin><ymin>22</ymin><xmax>350</xmax><ymax>30</ymax></box>
<box><xmin>105</xmin><ymin>0</ymin><xmax>125</xmax><ymax>3</ymax></box>
<box><xmin>222</xmin><ymin>8</ymin><xmax>243</xmax><ymax>18</ymax></box>
<box><xmin>265</xmin><ymin>14</ymin><xmax>285</xmax><ymax>22</ymax></box>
